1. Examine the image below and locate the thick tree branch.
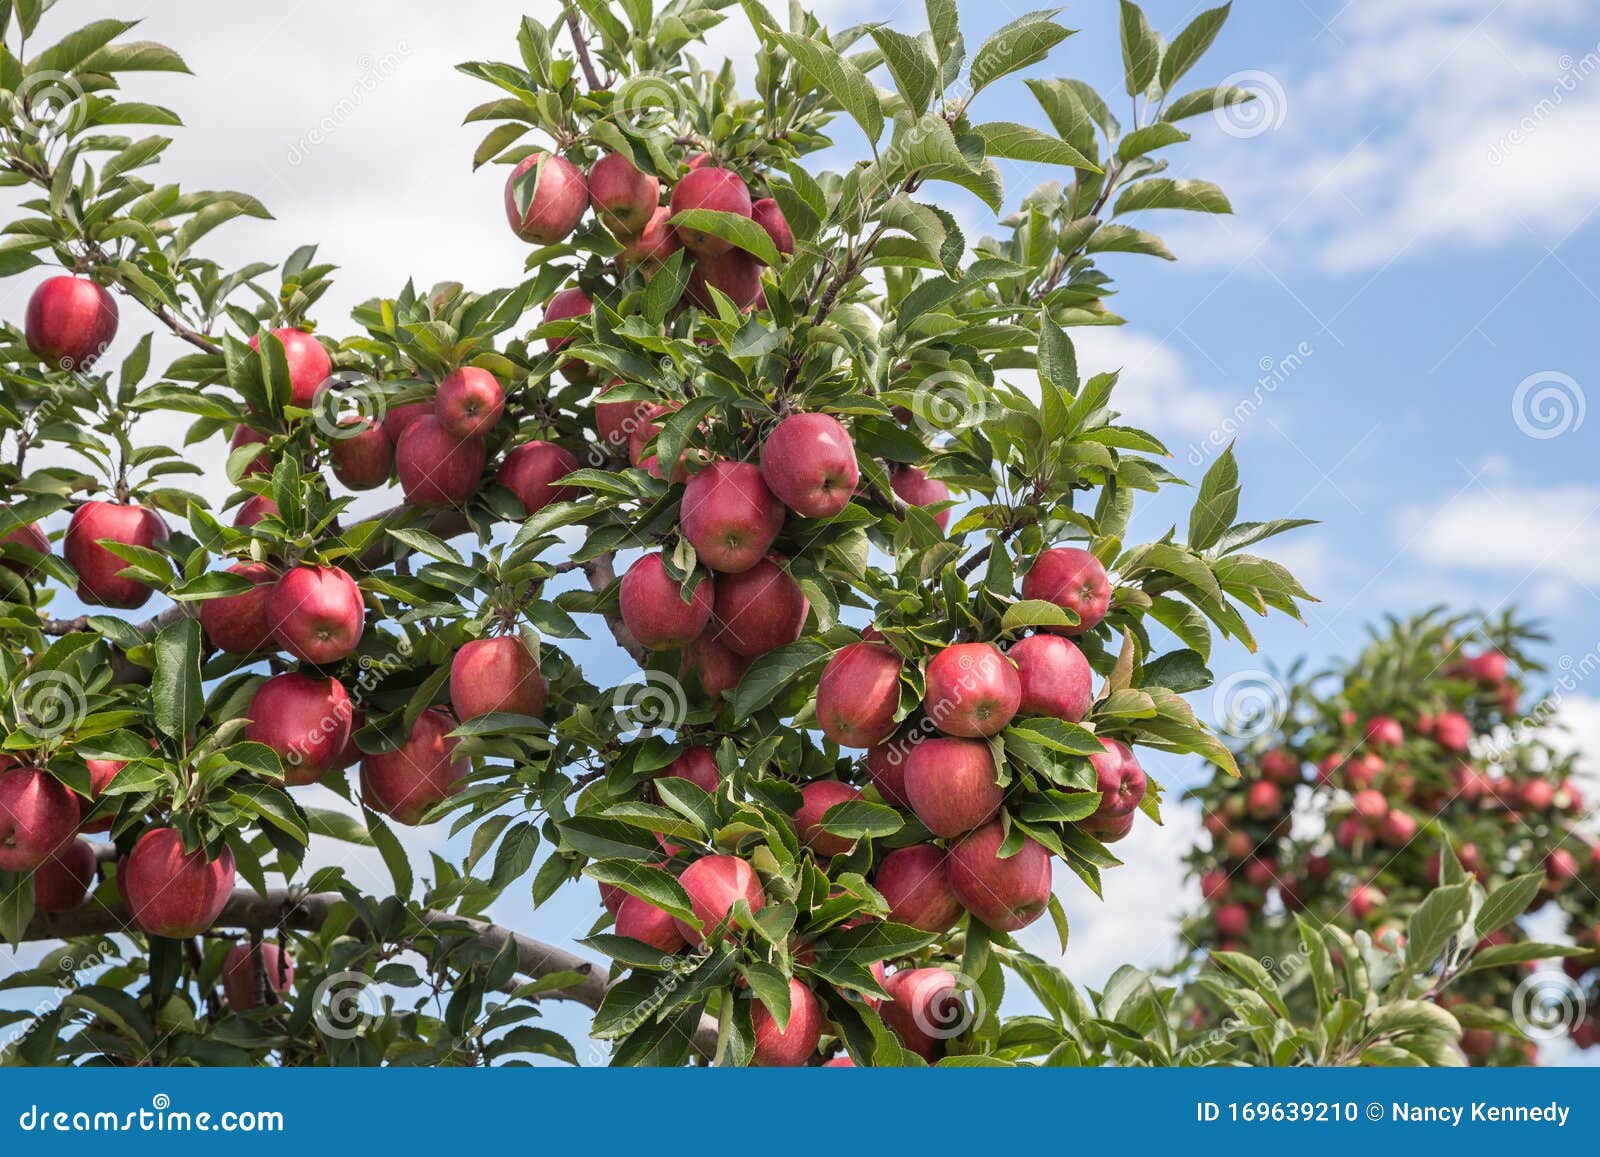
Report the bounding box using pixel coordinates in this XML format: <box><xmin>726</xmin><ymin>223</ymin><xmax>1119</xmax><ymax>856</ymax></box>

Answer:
<box><xmin>24</xmin><ymin>887</ymin><xmax>721</xmax><ymax>1059</ymax></box>
<box><xmin>563</xmin><ymin>4</ymin><xmax>604</xmax><ymax>91</ymax></box>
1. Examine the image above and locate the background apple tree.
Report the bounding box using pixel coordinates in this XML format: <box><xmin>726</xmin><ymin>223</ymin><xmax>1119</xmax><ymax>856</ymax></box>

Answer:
<box><xmin>0</xmin><ymin>0</ymin><xmax>1518</xmax><ymax>1067</ymax></box>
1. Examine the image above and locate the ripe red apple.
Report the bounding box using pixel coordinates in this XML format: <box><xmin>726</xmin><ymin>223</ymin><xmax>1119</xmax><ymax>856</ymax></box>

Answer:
<box><xmin>268</xmin><ymin>564</ymin><xmax>364</xmax><ymax>665</ymax></box>
<box><xmin>759</xmin><ymin>413</ymin><xmax>858</xmax><ymax>519</ymax></box>
<box><xmin>947</xmin><ymin>822</ymin><xmax>1052</xmax><ymax>931</ymax></box>
<box><xmin>815</xmin><ymin>640</ymin><xmax>903</xmax><ymax>748</ymax></box>
<box><xmin>233</xmin><ymin>494</ymin><xmax>279</xmax><ymax>528</ymax></box>
<box><xmin>244</xmin><ymin>672</ymin><xmax>353</xmax><ymax>786</ymax></box>
<box><xmin>1214</xmin><ymin>903</ymin><xmax>1249</xmax><ymax>938</ymax></box>
<box><xmin>793</xmin><ymin>780</ymin><xmax>861</xmax><ymax>857</ymax></box>
<box><xmin>680</xmin><ymin>460</ymin><xmax>785</xmax><ymax>574</ymax></box>
<box><xmin>673</xmin><ymin>854</ymin><xmax>765</xmax><ymax>946</ymax></box>
<box><xmin>1021</xmin><ymin>547</ymin><xmax>1111</xmax><ymax>636</ymax></box>
<box><xmin>615</xmin><ymin>894</ymin><xmax>685</xmax><ymax>954</ymax></box>
<box><xmin>382</xmin><ymin>400</ymin><xmax>433</xmax><ymax>444</ymax></box>
<box><xmin>26</xmin><ymin>275</ymin><xmax>118</xmax><ymax>369</ymax></box>
<box><xmin>328</xmin><ymin>417</ymin><xmax>393</xmax><ymax>490</ymax></box>
<box><xmin>543</xmin><ymin>286</ymin><xmax>593</xmax><ymax>372</ymax></box>
<box><xmin>0</xmin><ymin>768</ymin><xmax>78</xmax><ymax>871</ymax></box>
<box><xmin>360</xmin><ymin>708</ymin><xmax>468</xmax><ymax>825</ymax></box>
<box><xmin>1259</xmin><ymin>748</ymin><xmax>1301</xmax><ymax>786</ymax></box>
<box><xmin>1351</xmin><ymin>788</ymin><xmax>1388</xmax><ymax>823</ymax></box>
<box><xmin>922</xmin><ymin>642</ymin><xmax>1020</xmax><ymax>738</ymax></box>
<box><xmin>1306</xmin><ymin>853</ymin><xmax>1332</xmax><ymax>881</ymax></box>
<box><xmin>589</xmin><ymin>152</ymin><xmax>659</xmax><ymax>237</ymax></box>
<box><xmin>122</xmin><ymin>828</ymin><xmax>235</xmax><ymax>938</ymax></box>
<box><xmin>1433</xmin><ymin>711</ymin><xmax>1471</xmax><ymax>753</ymax></box>
<box><xmin>619</xmin><ymin>553</ymin><xmax>713</xmax><ymax>650</ymax></box>
<box><xmin>1377</xmin><ymin>809</ymin><xmax>1417</xmax><ymax>847</ymax></box>
<box><xmin>1223</xmin><ymin>829</ymin><xmax>1254</xmax><ymax>860</ymax></box>
<box><xmin>903</xmin><ymin>736</ymin><xmax>1003</xmax><ymax>838</ymax></box>
<box><xmin>504</xmin><ymin>151</ymin><xmax>588</xmax><ymax>244</ymax></box>
<box><xmin>436</xmin><ymin>367</ymin><xmax>505</xmax><ymax>439</ymax></box>
<box><xmin>889</xmin><ymin>465</ymin><xmax>951</xmax><ymax>530</ymax></box>
<box><xmin>396</xmin><ymin>415</ymin><xmax>486</xmax><ymax>507</ymax></box>
<box><xmin>1199</xmin><ymin>868</ymin><xmax>1230</xmax><ymax>902</ymax></box>
<box><xmin>1520</xmin><ymin>778</ymin><xmax>1556</xmax><ymax>811</ymax></box>
<box><xmin>229</xmin><ymin>425</ymin><xmax>272</xmax><ymax>476</ymax></box>
<box><xmin>0</xmin><ymin>508</ymin><xmax>49</xmax><ymax>575</ymax></box>
<box><xmin>81</xmin><ymin>754</ymin><xmax>135</xmax><ymax>833</ymax></box>
<box><xmin>866</xmin><ymin>740</ymin><xmax>916</xmax><ymax>807</ymax></box>
<box><xmin>1243</xmin><ymin>856</ymin><xmax>1276</xmax><ymax>888</ymax></box>
<box><xmin>250</xmin><ymin>328</ymin><xmax>331</xmax><ymax>407</ymax></box>
<box><xmin>65</xmin><ymin>501</ymin><xmax>169</xmax><ymax>609</ymax></box>
<box><xmin>1008</xmin><ymin>633</ymin><xmax>1093</xmax><ymax>722</ymax></box>
<box><xmin>710</xmin><ymin>557</ymin><xmax>808</xmax><ymax>657</ymax></box>
<box><xmin>751</xmin><ymin>978</ymin><xmax>823</xmax><ymax>1067</ymax></box>
<box><xmin>1087</xmin><ymin>738</ymin><xmax>1147</xmax><ymax>822</ymax></box>
<box><xmin>686</xmin><ymin>249</ymin><xmax>762</xmax><ymax>310</ymax></box>
<box><xmin>1546</xmin><ymin>847</ymin><xmax>1580</xmax><ymax>889</ymax></box>
<box><xmin>875</xmin><ymin>844</ymin><xmax>962</xmax><ymax>932</ymax></box>
<box><xmin>659</xmin><ymin>746</ymin><xmax>720</xmax><ymax>793</ymax></box>
<box><xmin>1245</xmin><ymin>780</ymin><xmax>1282</xmax><ymax>821</ymax></box>
<box><xmin>222</xmin><ymin>942</ymin><xmax>295</xmax><ymax>1012</ymax></box>
<box><xmin>881</xmin><ymin>967</ymin><xmax>960</xmax><ymax>1061</ymax></box>
<box><xmin>678</xmin><ymin>634</ymin><xmax>751</xmax><ymax>699</ymax></box>
<box><xmin>670</xmin><ymin>167</ymin><xmax>752</xmax><ymax>256</ymax></box>
<box><xmin>32</xmin><ymin>838</ymin><xmax>97</xmax><ymax>912</ymax></box>
<box><xmin>1348</xmin><ymin>883</ymin><xmax>1383</xmax><ymax>920</ymax></box>
<box><xmin>595</xmin><ymin>379</ymin><xmax>654</xmax><ymax>452</ymax></box>
<box><xmin>451</xmin><ymin>636</ymin><xmax>547</xmax><ymax>721</ymax></box>
<box><xmin>1364</xmin><ymin>715</ymin><xmax>1403</xmax><ymax>749</ymax></box>
<box><xmin>198</xmin><ymin>561</ymin><xmax>277</xmax><ymax>655</ymax></box>
<box><xmin>1465</xmin><ymin>649</ymin><xmax>1509</xmax><ymax>685</ymax></box>
<box><xmin>499</xmin><ymin>441</ymin><xmax>578</xmax><ymax>516</ymax></box>
<box><xmin>750</xmin><ymin>198</ymin><xmax>794</xmax><ymax>257</ymax></box>
<box><xmin>616</xmin><ymin>207</ymin><xmax>681</xmax><ymax>275</ymax></box>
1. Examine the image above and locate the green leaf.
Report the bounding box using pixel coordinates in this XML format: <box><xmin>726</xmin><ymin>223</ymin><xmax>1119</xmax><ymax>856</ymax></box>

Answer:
<box><xmin>1162</xmin><ymin>84</ymin><xmax>1255</xmax><ymax>123</ymax></box>
<box><xmin>665</xmin><ymin>209</ymin><xmax>780</xmax><ymax>267</ymax></box>
<box><xmin>1158</xmin><ymin>4</ymin><xmax>1231</xmax><ymax>93</ymax></box>
<box><xmin>974</xmin><ymin>121</ymin><xmax>1098</xmax><ymax>172</ymax></box>
<box><xmin>151</xmin><ymin>618</ymin><xmax>202</xmax><ymax>741</ymax></box>
<box><xmin>1114</xmin><ymin>179</ymin><xmax>1233</xmax><ymax>216</ymax></box>
<box><xmin>1188</xmin><ymin>442</ymin><xmax>1240</xmax><ymax>550</ymax></box>
<box><xmin>1474</xmin><ymin>871</ymin><xmax>1544</xmax><ymax>941</ymax></box>
<box><xmin>1405</xmin><ymin>882</ymin><xmax>1473</xmax><ymax>971</ymax></box>
<box><xmin>730</xmin><ymin>641</ymin><xmax>829</xmax><ymax>718</ymax></box>
<box><xmin>769</xmin><ymin>30</ymin><xmax>883</xmax><ymax>149</ymax></box>
<box><xmin>1083</xmin><ymin>223</ymin><xmax>1174</xmax><ymax>260</ymax></box>
<box><xmin>818</xmin><ymin>799</ymin><xmax>903</xmax><ymax>840</ymax></box>
<box><xmin>869</xmin><ymin>26</ymin><xmax>937</xmax><ymax>117</ymax></box>
<box><xmin>1117</xmin><ymin>1</ymin><xmax>1160</xmax><ymax>97</ymax></box>
<box><xmin>969</xmin><ymin>10</ymin><xmax>1072</xmax><ymax>95</ymax></box>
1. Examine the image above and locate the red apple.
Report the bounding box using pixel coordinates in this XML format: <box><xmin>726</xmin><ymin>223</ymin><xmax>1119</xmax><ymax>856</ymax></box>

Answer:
<box><xmin>686</xmin><ymin>248</ymin><xmax>762</xmax><ymax>310</ymax></box>
<box><xmin>436</xmin><ymin>367</ymin><xmax>505</xmax><ymax>440</ymax></box>
<box><xmin>360</xmin><ymin>708</ymin><xmax>468</xmax><ymax>825</ymax></box>
<box><xmin>679</xmin><ymin>634</ymin><xmax>751</xmax><ymax>699</ymax></box>
<box><xmin>673</xmin><ymin>854</ymin><xmax>765</xmax><ymax>946</ymax></box>
<box><xmin>751</xmin><ymin>978</ymin><xmax>823</xmax><ymax>1067</ymax></box>
<box><xmin>881</xmin><ymin>967</ymin><xmax>960</xmax><ymax>1061</ymax></box>
<box><xmin>450</xmin><ymin>636</ymin><xmax>547</xmax><ymax>720</ymax></box>
<box><xmin>816</xmin><ymin>641</ymin><xmax>903</xmax><ymax>748</ymax></box>
<box><xmin>504</xmin><ymin>151</ymin><xmax>588</xmax><ymax>244</ymax></box>
<box><xmin>1465</xmin><ymin>650</ymin><xmax>1509</xmax><ymax>685</ymax></box>
<box><xmin>0</xmin><ymin>509</ymin><xmax>49</xmax><ymax>575</ymax></box>
<box><xmin>750</xmin><ymin>198</ymin><xmax>794</xmax><ymax>257</ymax></box>
<box><xmin>1348</xmin><ymin>884</ymin><xmax>1383</xmax><ymax>921</ymax></box>
<box><xmin>596</xmin><ymin>379</ymin><xmax>655</xmax><ymax>452</ymax></box>
<box><xmin>0</xmin><ymin>768</ymin><xmax>78</xmax><ymax>871</ymax></box>
<box><xmin>222</xmin><ymin>941</ymin><xmax>294</xmax><ymax>1012</ymax></box>
<box><xmin>1008</xmin><ymin>633</ymin><xmax>1093</xmax><ymax>722</ymax></box>
<box><xmin>26</xmin><ymin>275</ymin><xmax>118</xmax><ymax>369</ymax></box>
<box><xmin>122</xmin><ymin>828</ymin><xmax>235</xmax><ymax>938</ymax></box>
<box><xmin>793</xmin><ymin>780</ymin><xmax>862</xmax><ymax>857</ymax></box>
<box><xmin>498</xmin><ymin>441</ymin><xmax>578</xmax><ymax>516</ymax></box>
<box><xmin>1087</xmin><ymin>738</ymin><xmax>1147</xmax><ymax>823</ymax></box>
<box><xmin>244</xmin><ymin>672</ymin><xmax>353</xmax><ymax>787</ymax></box>
<box><xmin>1214</xmin><ymin>903</ymin><xmax>1250</xmax><ymax>938</ymax></box>
<box><xmin>328</xmin><ymin>417</ymin><xmax>393</xmax><ymax>490</ymax></box>
<box><xmin>889</xmin><ymin>466</ymin><xmax>951</xmax><ymax>530</ymax></box>
<box><xmin>903</xmin><ymin>736</ymin><xmax>1003</xmax><ymax>838</ymax></box>
<box><xmin>250</xmin><ymin>328</ymin><xmax>331</xmax><ymax>407</ymax></box>
<box><xmin>1364</xmin><ymin>715</ymin><xmax>1404</xmax><ymax>749</ymax></box>
<box><xmin>759</xmin><ymin>413</ymin><xmax>858</xmax><ymax>519</ymax></box>
<box><xmin>615</xmin><ymin>894</ymin><xmax>686</xmax><ymax>954</ymax></box>
<box><xmin>669</xmin><ymin>167</ymin><xmax>752</xmax><ymax>256</ymax></box>
<box><xmin>619</xmin><ymin>553</ymin><xmax>713</xmax><ymax>650</ymax></box>
<box><xmin>923</xmin><ymin>642</ymin><xmax>1020</xmax><ymax>738</ymax></box>
<box><xmin>710</xmin><ymin>557</ymin><xmax>809</xmax><ymax>657</ymax></box>
<box><xmin>589</xmin><ymin>152</ymin><xmax>659</xmax><ymax>238</ymax></box>
<box><xmin>1199</xmin><ymin>868</ymin><xmax>1230</xmax><ymax>902</ymax></box>
<box><xmin>1377</xmin><ymin>809</ymin><xmax>1417</xmax><ymax>847</ymax></box>
<box><xmin>198</xmin><ymin>561</ymin><xmax>277</xmax><ymax>655</ymax></box>
<box><xmin>1352</xmin><ymin>788</ymin><xmax>1388</xmax><ymax>822</ymax></box>
<box><xmin>81</xmin><ymin>754</ymin><xmax>138</xmax><ymax>834</ymax></box>
<box><xmin>659</xmin><ymin>746</ymin><xmax>720</xmax><ymax>793</ymax></box>
<box><xmin>875</xmin><ymin>844</ymin><xmax>962</xmax><ymax>932</ymax></box>
<box><xmin>396</xmin><ymin>415</ymin><xmax>486</xmax><ymax>507</ymax></box>
<box><xmin>233</xmin><ymin>494</ymin><xmax>279</xmax><ymax>528</ymax></box>
<box><xmin>1245</xmin><ymin>780</ymin><xmax>1282</xmax><ymax>821</ymax></box>
<box><xmin>866</xmin><ymin>740</ymin><xmax>916</xmax><ymax>808</ymax></box>
<box><xmin>382</xmin><ymin>400</ymin><xmax>433</xmax><ymax>444</ymax></box>
<box><xmin>268</xmin><ymin>564</ymin><xmax>364</xmax><ymax>665</ymax></box>
<box><xmin>616</xmin><ymin>207</ymin><xmax>681</xmax><ymax>275</ymax></box>
<box><xmin>543</xmin><ymin>287</ymin><xmax>594</xmax><ymax>380</ymax></box>
<box><xmin>946</xmin><ymin>822</ymin><xmax>1052</xmax><ymax>931</ymax></box>
<box><xmin>1021</xmin><ymin>547</ymin><xmax>1111</xmax><ymax>636</ymax></box>
<box><xmin>1433</xmin><ymin>711</ymin><xmax>1471</xmax><ymax>753</ymax></box>
<box><xmin>1259</xmin><ymin>748</ymin><xmax>1301</xmax><ymax>786</ymax></box>
<box><xmin>32</xmin><ymin>838</ymin><xmax>97</xmax><ymax>912</ymax></box>
<box><xmin>1520</xmin><ymin>778</ymin><xmax>1556</xmax><ymax>812</ymax></box>
<box><xmin>64</xmin><ymin>501</ymin><xmax>169</xmax><ymax>609</ymax></box>
<box><xmin>680</xmin><ymin>459</ymin><xmax>785</xmax><ymax>574</ymax></box>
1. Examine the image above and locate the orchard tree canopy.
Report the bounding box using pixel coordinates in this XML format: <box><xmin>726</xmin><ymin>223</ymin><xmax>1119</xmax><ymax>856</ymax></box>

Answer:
<box><xmin>2</xmin><ymin>0</ymin><xmax>1506</xmax><ymax>1068</ymax></box>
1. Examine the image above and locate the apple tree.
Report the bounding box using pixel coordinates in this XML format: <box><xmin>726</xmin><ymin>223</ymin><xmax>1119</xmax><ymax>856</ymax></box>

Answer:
<box><xmin>0</xmin><ymin>0</ymin><xmax>1341</xmax><ymax>1065</ymax></box>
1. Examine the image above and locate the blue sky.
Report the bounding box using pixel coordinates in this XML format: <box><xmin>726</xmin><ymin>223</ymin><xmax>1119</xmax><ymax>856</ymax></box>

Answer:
<box><xmin>6</xmin><ymin>0</ymin><xmax>1600</xmax><ymax>1060</ymax></box>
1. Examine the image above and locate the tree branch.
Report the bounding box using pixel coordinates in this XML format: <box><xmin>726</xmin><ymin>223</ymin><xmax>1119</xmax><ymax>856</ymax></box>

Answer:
<box><xmin>24</xmin><ymin>887</ymin><xmax>720</xmax><ymax>1059</ymax></box>
<box><xmin>563</xmin><ymin>4</ymin><xmax>604</xmax><ymax>91</ymax></box>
